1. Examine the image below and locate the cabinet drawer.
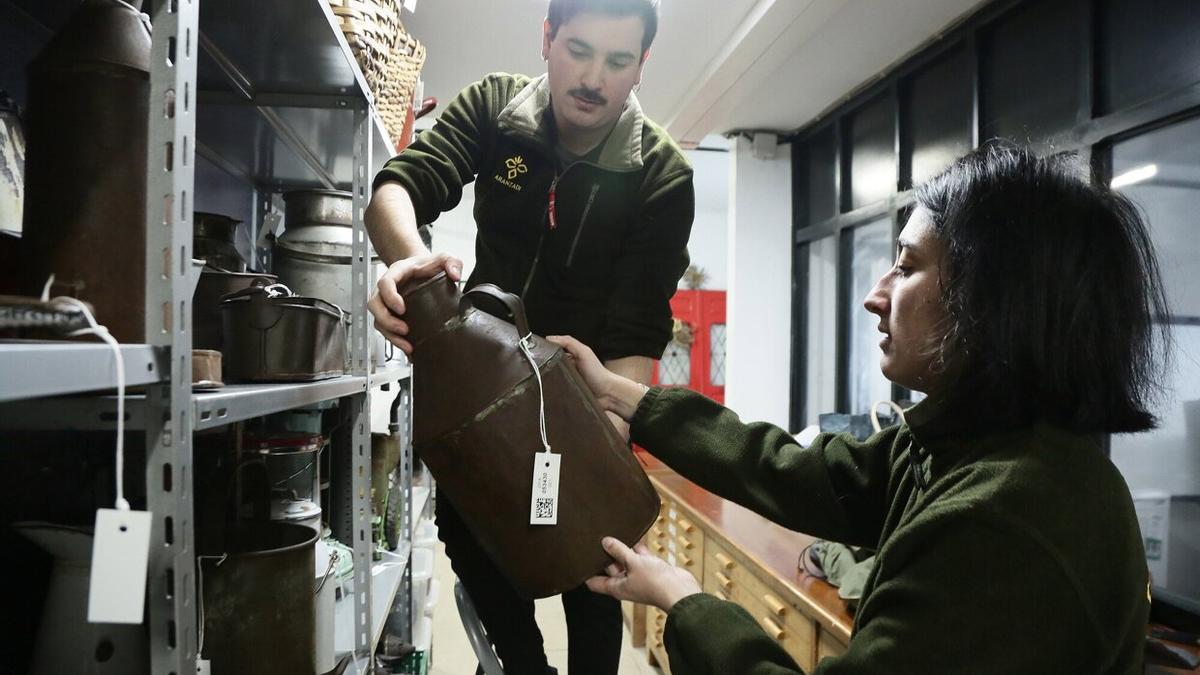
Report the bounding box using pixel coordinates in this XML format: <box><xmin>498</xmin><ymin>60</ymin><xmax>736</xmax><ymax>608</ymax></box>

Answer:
<box><xmin>726</xmin><ymin>568</ymin><xmax>817</xmax><ymax>671</ymax></box>
<box><xmin>755</xmin><ymin>611</ymin><xmax>816</xmax><ymax>672</ymax></box>
<box><xmin>818</xmin><ymin>629</ymin><xmax>848</xmax><ymax>661</ymax></box>
<box><xmin>704</xmin><ymin>539</ymin><xmax>738</xmax><ymax>579</ymax></box>
<box><xmin>704</xmin><ymin>567</ymin><xmax>736</xmax><ymax>598</ymax></box>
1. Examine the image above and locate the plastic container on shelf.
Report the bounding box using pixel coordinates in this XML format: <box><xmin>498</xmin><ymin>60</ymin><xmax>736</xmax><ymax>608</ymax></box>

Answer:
<box><xmin>423</xmin><ymin>577</ymin><xmax>439</xmax><ymax>617</ymax></box>
<box><xmin>410</xmin><ymin>546</ymin><xmax>434</xmax><ymax>628</ymax></box>
<box><xmin>413</xmin><ymin>615</ymin><xmax>433</xmax><ymax>653</ymax></box>
<box><xmin>413</xmin><ymin>517</ymin><xmax>437</xmax><ymax>550</ymax></box>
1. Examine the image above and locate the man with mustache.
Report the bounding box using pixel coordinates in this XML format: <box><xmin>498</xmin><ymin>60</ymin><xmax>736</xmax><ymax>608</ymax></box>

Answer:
<box><xmin>365</xmin><ymin>1</ymin><xmax>694</xmax><ymax>673</ymax></box>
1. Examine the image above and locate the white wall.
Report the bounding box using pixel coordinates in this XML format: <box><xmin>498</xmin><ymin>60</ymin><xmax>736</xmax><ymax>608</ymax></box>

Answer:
<box><xmin>724</xmin><ymin>135</ymin><xmax>793</xmax><ymax>429</ymax></box>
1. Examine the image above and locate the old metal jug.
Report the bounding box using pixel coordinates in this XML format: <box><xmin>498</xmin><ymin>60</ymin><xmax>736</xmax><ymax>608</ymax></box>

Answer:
<box><xmin>402</xmin><ymin>273</ymin><xmax>658</xmax><ymax>598</ymax></box>
<box><xmin>20</xmin><ymin>0</ymin><xmax>151</xmax><ymax>342</ymax></box>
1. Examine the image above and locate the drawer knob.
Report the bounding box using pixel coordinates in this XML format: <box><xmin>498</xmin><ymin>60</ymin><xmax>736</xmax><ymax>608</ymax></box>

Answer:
<box><xmin>676</xmin><ymin>536</ymin><xmax>694</xmax><ymax>550</ymax></box>
<box><xmin>759</xmin><ymin>616</ymin><xmax>786</xmax><ymax>641</ymax></box>
<box><xmin>677</xmin><ymin>517</ymin><xmax>696</xmax><ymax>533</ymax></box>
<box><xmin>716</xmin><ymin>572</ymin><xmax>733</xmax><ymax>591</ymax></box>
<box><xmin>652</xmin><ymin>526</ymin><xmax>664</xmax><ymax>537</ymax></box>
<box><xmin>714</xmin><ymin>590</ymin><xmax>729</xmax><ymax>602</ymax></box>
<box><xmin>764</xmin><ymin>594</ymin><xmax>788</xmax><ymax>617</ymax></box>
<box><xmin>714</xmin><ymin>552</ymin><xmax>734</xmax><ymax>570</ymax></box>
<box><xmin>679</xmin><ymin>553</ymin><xmax>693</xmax><ymax>567</ymax></box>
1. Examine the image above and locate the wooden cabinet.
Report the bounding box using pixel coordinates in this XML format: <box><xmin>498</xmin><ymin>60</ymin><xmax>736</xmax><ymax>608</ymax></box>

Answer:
<box><xmin>633</xmin><ymin>462</ymin><xmax>854</xmax><ymax>674</ymax></box>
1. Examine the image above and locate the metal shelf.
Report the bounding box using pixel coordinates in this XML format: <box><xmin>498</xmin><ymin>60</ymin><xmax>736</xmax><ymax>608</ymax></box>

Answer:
<box><xmin>334</xmin><ymin>543</ymin><xmax>413</xmax><ymax>661</ymax></box>
<box><xmin>412</xmin><ymin>486</ymin><xmax>432</xmax><ymax>525</ymax></box>
<box><xmin>196</xmin><ymin>0</ymin><xmax>394</xmax><ymax>191</ymax></box>
<box><xmin>0</xmin><ymin>375</ymin><xmax>371</xmax><ymax>431</ymax></box>
<box><xmin>193</xmin><ymin>376</ymin><xmax>368</xmax><ymax>430</ymax></box>
<box><xmin>0</xmin><ymin>341</ymin><xmax>167</xmax><ymax>403</ymax></box>
<box><xmin>371</xmin><ymin>361</ymin><xmax>413</xmax><ymax>389</ymax></box>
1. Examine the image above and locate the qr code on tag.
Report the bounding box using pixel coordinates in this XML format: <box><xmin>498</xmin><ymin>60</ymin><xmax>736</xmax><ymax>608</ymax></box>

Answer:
<box><xmin>534</xmin><ymin>498</ymin><xmax>555</xmax><ymax>519</ymax></box>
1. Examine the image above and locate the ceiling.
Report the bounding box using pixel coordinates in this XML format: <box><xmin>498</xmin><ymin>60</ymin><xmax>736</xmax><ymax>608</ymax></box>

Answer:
<box><xmin>403</xmin><ymin>0</ymin><xmax>986</xmax><ymax>146</ymax></box>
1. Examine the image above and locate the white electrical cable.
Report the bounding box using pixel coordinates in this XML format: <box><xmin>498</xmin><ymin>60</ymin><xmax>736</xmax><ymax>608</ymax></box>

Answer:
<box><xmin>195</xmin><ymin>553</ymin><xmax>228</xmax><ymax>655</ymax></box>
<box><xmin>518</xmin><ymin>334</ymin><xmax>551</xmax><ymax>453</ymax></box>
<box><xmin>42</xmin><ymin>276</ymin><xmax>129</xmax><ymax>511</ymax></box>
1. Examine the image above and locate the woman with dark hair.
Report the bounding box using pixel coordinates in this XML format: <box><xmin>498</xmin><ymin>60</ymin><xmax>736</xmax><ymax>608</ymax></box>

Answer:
<box><xmin>549</xmin><ymin>142</ymin><xmax>1170</xmax><ymax>674</ymax></box>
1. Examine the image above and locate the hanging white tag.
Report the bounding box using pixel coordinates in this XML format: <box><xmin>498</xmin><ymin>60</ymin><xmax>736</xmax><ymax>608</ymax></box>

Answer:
<box><xmin>529</xmin><ymin>452</ymin><xmax>560</xmax><ymax>525</ymax></box>
<box><xmin>196</xmin><ymin>659</ymin><xmax>212</xmax><ymax>675</ymax></box>
<box><xmin>87</xmin><ymin>508</ymin><xmax>153</xmax><ymax>624</ymax></box>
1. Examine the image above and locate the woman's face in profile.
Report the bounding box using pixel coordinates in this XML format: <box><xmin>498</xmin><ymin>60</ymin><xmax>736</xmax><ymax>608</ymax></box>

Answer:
<box><xmin>863</xmin><ymin>208</ymin><xmax>949</xmax><ymax>393</ymax></box>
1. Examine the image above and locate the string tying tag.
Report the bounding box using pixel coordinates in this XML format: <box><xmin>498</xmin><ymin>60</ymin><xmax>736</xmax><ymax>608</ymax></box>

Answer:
<box><xmin>519</xmin><ymin>333</ymin><xmax>560</xmax><ymax>525</ymax></box>
<box><xmin>518</xmin><ymin>333</ymin><xmax>551</xmax><ymax>454</ymax></box>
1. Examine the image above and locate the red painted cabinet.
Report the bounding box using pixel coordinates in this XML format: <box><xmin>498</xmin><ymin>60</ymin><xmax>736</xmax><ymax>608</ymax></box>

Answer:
<box><xmin>652</xmin><ymin>289</ymin><xmax>726</xmax><ymax>404</ymax></box>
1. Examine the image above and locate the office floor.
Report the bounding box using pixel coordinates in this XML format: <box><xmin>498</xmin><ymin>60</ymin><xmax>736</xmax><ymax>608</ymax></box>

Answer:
<box><xmin>428</xmin><ymin>542</ymin><xmax>664</xmax><ymax>675</ymax></box>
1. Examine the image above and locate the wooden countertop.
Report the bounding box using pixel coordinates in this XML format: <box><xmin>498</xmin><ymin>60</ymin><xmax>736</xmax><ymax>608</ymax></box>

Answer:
<box><xmin>639</xmin><ymin>452</ymin><xmax>854</xmax><ymax>641</ymax></box>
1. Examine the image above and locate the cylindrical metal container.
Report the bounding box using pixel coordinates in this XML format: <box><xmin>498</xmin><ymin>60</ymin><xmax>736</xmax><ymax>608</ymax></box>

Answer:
<box><xmin>401</xmin><ymin>274</ymin><xmax>659</xmax><ymax>598</ymax></box>
<box><xmin>199</xmin><ymin>521</ymin><xmax>319</xmax><ymax>675</ymax></box>
<box><xmin>19</xmin><ymin>0</ymin><xmax>151</xmax><ymax>342</ymax></box>
<box><xmin>245</xmin><ymin>432</ymin><xmax>323</xmax><ymax>502</ymax></box>
<box><xmin>194</xmin><ymin>212</ymin><xmax>247</xmax><ymax>272</ymax></box>
<box><xmin>276</xmin><ymin>189</ymin><xmax>390</xmax><ymax>366</ymax></box>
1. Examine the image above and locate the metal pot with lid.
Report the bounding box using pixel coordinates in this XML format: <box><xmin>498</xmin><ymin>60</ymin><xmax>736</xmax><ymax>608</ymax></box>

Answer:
<box><xmin>194</xmin><ymin>212</ymin><xmax>247</xmax><ymax>272</ymax></box>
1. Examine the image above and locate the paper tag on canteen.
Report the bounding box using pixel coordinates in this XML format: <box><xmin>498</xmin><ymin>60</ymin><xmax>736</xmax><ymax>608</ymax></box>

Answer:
<box><xmin>529</xmin><ymin>452</ymin><xmax>561</xmax><ymax>525</ymax></box>
<box><xmin>88</xmin><ymin>508</ymin><xmax>152</xmax><ymax>624</ymax></box>
<box><xmin>196</xmin><ymin>659</ymin><xmax>212</xmax><ymax>675</ymax></box>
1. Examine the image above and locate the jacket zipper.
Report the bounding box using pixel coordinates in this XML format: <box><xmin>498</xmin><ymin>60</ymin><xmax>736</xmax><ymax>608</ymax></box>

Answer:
<box><xmin>520</xmin><ymin>230</ymin><xmax>545</xmax><ymax>298</ymax></box>
<box><xmin>520</xmin><ymin>170</ymin><xmax>561</xmax><ymax>299</ymax></box>
<box><xmin>566</xmin><ymin>183</ymin><xmax>600</xmax><ymax>267</ymax></box>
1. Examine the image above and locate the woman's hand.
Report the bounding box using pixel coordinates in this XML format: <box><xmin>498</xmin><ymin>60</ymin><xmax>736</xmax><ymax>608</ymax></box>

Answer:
<box><xmin>547</xmin><ymin>336</ymin><xmax>649</xmax><ymax>422</ymax></box>
<box><xmin>585</xmin><ymin>537</ymin><xmax>702</xmax><ymax>612</ymax></box>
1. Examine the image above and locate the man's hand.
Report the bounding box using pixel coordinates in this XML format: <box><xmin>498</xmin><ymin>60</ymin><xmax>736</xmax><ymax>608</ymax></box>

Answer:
<box><xmin>586</xmin><ymin>537</ymin><xmax>702</xmax><ymax>612</ymax></box>
<box><xmin>370</xmin><ymin>252</ymin><xmax>463</xmax><ymax>354</ymax></box>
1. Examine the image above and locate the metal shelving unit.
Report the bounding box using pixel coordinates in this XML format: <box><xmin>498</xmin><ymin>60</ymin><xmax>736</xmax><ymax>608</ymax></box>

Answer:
<box><xmin>0</xmin><ymin>1</ymin><xmax>420</xmax><ymax>673</ymax></box>
<box><xmin>0</xmin><ymin>342</ymin><xmax>168</xmax><ymax>403</ymax></box>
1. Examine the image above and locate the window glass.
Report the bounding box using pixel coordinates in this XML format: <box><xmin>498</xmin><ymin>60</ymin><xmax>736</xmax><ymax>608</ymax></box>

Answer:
<box><xmin>658</xmin><ymin>335</ymin><xmax>691</xmax><ymax>386</ymax></box>
<box><xmin>709</xmin><ymin>324</ymin><xmax>726</xmax><ymax>387</ymax></box>
<box><xmin>1108</xmin><ymin>115</ymin><xmax>1200</xmax><ymax>607</ymax></box>
<box><xmin>980</xmin><ymin>0</ymin><xmax>1084</xmax><ymax>144</ymax></box>
<box><xmin>845</xmin><ymin>217</ymin><xmax>894</xmax><ymax>414</ymax></box>
<box><xmin>805</xmin><ymin>236</ymin><xmax>839</xmax><ymax>424</ymax></box>
<box><xmin>847</xmin><ymin>95</ymin><xmax>896</xmax><ymax>210</ymax></box>
<box><xmin>902</xmin><ymin>44</ymin><xmax>972</xmax><ymax>188</ymax></box>
<box><xmin>1098</xmin><ymin>0</ymin><xmax>1200</xmax><ymax>115</ymax></box>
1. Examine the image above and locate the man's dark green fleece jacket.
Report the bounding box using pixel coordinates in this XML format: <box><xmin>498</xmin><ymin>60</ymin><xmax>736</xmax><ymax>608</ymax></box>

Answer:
<box><xmin>374</xmin><ymin>73</ymin><xmax>695</xmax><ymax>361</ymax></box>
<box><xmin>632</xmin><ymin>387</ymin><xmax>1149</xmax><ymax>674</ymax></box>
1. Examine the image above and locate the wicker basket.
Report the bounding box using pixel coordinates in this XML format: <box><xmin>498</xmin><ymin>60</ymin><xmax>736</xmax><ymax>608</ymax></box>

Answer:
<box><xmin>328</xmin><ymin>0</ymin><xmax>425</xmax><ymax>141</ymax></box>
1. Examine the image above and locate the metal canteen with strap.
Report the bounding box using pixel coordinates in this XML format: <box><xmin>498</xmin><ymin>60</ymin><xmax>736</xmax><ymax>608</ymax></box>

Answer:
<box><xmin>400</xmin><ymin>273</ymin><xmax>659</xmax><ymax>598</ymax></box>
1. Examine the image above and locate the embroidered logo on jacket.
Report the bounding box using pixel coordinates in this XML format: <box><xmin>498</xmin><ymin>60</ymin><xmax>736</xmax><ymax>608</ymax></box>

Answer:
<box><xmin>494</xmin><ymin>155</ymin><xmax>528</xmax><ymax>191</ymax></box>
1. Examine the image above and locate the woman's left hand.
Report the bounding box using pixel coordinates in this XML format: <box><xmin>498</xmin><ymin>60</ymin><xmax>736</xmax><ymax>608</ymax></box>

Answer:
<box><xmin>586</xmin><ymin>537</ymin><xmax>702</xmax><ymax>612</ymax></box>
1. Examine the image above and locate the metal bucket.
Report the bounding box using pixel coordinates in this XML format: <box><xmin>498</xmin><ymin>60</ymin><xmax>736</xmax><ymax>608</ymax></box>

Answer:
<box><xmin>199</xmin><ymin>521</ymin><xmax>319</xmax><ymax>674</ymax></box>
